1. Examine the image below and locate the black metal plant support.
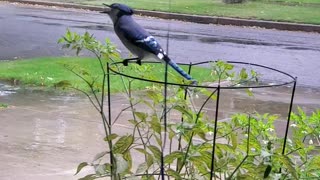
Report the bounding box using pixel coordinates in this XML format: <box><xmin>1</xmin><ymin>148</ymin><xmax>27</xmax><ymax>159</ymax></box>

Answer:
<box><xmin>210</xmin><ymin>85</ymin><xmax>220</xmax><ymax>179</ymax></box>
<box><xmin>107</xmin><ymin>63</ymin><xmax>114</xmax><ymax>177</ymax></box>
<box><xmin>108</xmin><ymin>60</ymin><xmax>297</xmax><ymax>179</ymax></box>
<box><xmin>282</xmin><ymin>79</ymin><xmax>297</xmax><ymax>155</ymax></box>
<box><xmin>160</xmin><ymin>60</ymin><xmax>169</xmax><ymax>180</ymax></box>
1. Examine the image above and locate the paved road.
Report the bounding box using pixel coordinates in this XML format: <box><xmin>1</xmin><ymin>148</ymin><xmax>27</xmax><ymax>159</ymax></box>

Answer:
<box><xmin>1</xmin><ymin>2</ymin><xmax>320</xmax><ymax>87</ymax></box>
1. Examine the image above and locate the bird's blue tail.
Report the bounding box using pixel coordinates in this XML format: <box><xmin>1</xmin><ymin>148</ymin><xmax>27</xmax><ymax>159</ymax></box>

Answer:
<box><xmin>167</xmin><ymin>60</ymin><xmax>192</xmax><ymax>80</ymax></box>
<box><xmin>163</xmin><ymin>56</ymin><xmax>197</xmax><ymax>85</ymax></box>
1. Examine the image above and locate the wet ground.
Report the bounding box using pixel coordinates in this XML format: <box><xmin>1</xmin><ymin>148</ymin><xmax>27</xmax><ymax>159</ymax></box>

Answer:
<box><xmin>1</xmin><ymin>81</ymin><xmax>320</xmax><ymax>179</ymax></box>
<box><xmin>0</xmin><ymin>83</ymin><xmax>130</xmax><ymax>180</ymax></box>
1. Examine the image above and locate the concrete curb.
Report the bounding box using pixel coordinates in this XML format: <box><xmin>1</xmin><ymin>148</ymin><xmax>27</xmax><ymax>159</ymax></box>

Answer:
<box><xmin>3</xmin><ymin>0</ymin><xmax>320</xmax><ymax>33</ymax></box>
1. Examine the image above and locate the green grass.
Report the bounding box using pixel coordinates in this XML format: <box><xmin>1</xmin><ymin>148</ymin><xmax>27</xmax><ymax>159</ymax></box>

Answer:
<box><xmin>0</xmin><ymin>57</ymin><xmax>212</xmax><ymax>92</ymax></box>
<box><xmin>0</xmin><ymin>103</ymin><xmax>8</xmax><ymax>109</ymax></box>
<box><xmin>267</xmin><ymin>0</ymin><xmax>319</xmax><ymax>3</ymax></box>
<box><xmin>49</xmin><ymin>0</ymin><xmax>320</xmax><ymax>24</ymax></box>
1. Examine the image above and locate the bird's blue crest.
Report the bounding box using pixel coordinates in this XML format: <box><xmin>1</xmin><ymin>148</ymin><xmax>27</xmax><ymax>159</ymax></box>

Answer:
<box><xmin>108</xmin><ymin>3</ymin><xmax>134</xmax><ymax>15</ymax></box>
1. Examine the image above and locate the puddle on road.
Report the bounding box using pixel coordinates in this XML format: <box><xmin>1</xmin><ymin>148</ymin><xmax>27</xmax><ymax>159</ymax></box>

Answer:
<box><xmin>0</xmin><ymin>82</ymin><xmax>18</xmax><ymax>96</ymax></box>
<box><xmin>0</xmin><ymin>81</ymin><xmax>319</xmax><ymax>179</ymax></box>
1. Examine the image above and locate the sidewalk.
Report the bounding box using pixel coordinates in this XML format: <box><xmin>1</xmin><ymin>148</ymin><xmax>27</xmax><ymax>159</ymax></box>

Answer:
<box><xmin>3</xmin><ymin>0</ymin><xmax>320</xmax><ymax>33</ymax></box>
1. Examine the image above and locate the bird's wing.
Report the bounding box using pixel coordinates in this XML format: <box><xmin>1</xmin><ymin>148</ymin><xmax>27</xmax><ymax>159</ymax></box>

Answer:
<box><xmin>118</xmin><ymin>17</ymin><xmax>165</xmax><ymax>58</ymax></box>
<box><xmin>116</xmin><ymin>17</ymin><xmax>196</xmax><ymax>83</ymax></box>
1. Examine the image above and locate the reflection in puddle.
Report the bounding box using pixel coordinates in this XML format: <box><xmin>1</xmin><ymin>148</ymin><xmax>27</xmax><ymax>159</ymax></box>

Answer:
<box><xmin>30</xmin><ymin>117</ymin><xmax>66</xmax><ymax>150</ymax></box>
<box><xmin>0</xmin><ymin>83</ymin><xmax>18</xmax><ymax>96</ymax></box>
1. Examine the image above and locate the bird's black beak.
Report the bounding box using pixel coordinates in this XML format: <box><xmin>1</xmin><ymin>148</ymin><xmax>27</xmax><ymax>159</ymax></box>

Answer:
<box><xmin>100</xmin><ymin>3</ymin><xmax>110</xmax><ymax>14</ymax></box>
<box><xmin>102</xmin><ymin>3</ymin><xmax>110</xmax><ymax>7</ymax></box>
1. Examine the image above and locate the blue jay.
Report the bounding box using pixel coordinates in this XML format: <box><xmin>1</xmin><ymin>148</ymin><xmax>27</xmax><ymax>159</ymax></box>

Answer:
<box><xmin>101</xmin><ymin>3</ymin><xmax>197</xmax><ymax>85</ymax></box>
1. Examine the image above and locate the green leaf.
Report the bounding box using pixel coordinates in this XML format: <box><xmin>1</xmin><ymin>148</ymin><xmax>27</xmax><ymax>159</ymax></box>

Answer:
<box><xmin>150</xmin><ymin>115</ymin><xmax>161</xmax><ymax>134</ymax></box>
<box><xmin>147</xmin><ymin>153</ymin><xmax>154</xmax><ymax>167</ymax></box>
<box><xmin>199</xmin><ymin>151</ymin><xmax>214</xmax><ymax>168</ymax></box>
<box><xmin>57</xmin><ymin>37</ymin><xmax>65</xmax><ymax>44</ymax></box>
<box><xmin>134</xmin><ymin>148</ymin><xmax>147</xmax><ymax>154</ymax></box>
<box><xmin>225</xmin><ymin>63</ymin><xmax>234</xmax><ymax>71</ymax></box>
<box><xmin>104</xmin><ymin>133</ymin><xmax>118</xmax><ymax>142</ymax></box>
<box><xmin>134</xmin><ymin>111</ymin><xmax>148</xmax><ymax>121</ymax></box>
<box><xmin>146</xmin><ymin>90</ymin><xmax>162</xmax><ymax>103</ymax></box>
<box><xmin>141</xmin><ymin>175</ymin><xmax>156</xmax><ymax>180</ymax></box>
<box><xmin>164</xmin><ymin>151</ymin><xmax>185</xmax><ymax>164</ymax></box>
<box><xmin>174</xmin><ymin>105</ymin><xmax>193</xmax><ymax>121</ymax></box>
<box><xmin>246</xmin><ymin>88</ymin><xmax>254</xmax><ymax>97</ymax></box>
<box><xmin>251</xmin><ymin>69</ymin><xmax>259</xmax><ymax>82</ymax></box>
<box><xmin>216</xmin><ymin>143</ymin><xmax>234</xmax><ymax>154</ymax></box>
<box><xmin>148</xmin><ymin>145</ymin><xmax>161</xmax><ymax>160</ymax></box>
<box><xmin>94</xmin><ymin>164</ymin><xmax>107</xmax><ymax>175</ymax></box>
<box><xmin>276</xmin><ymin>154</ymin><xmax>298</xmax><ymax>179</ymax></box>
<box><xmin>113</xmin><ymin>135</ymin><xmax>134</xmax><ymax>154</ymax></box>
<box><xmin>169</xmin><ymin>129</ymin><xmax>176</xmax><ymax>140</ymax></box>
<box><xmin>200</xmin><ymin>89</ymin><xmax>217</xmax><ymax>101</ymax></box>
<box><xmin>92</xmin><ymin>151</ymin><xmax>109</xmax><ymax>162</ymax></box>
<box><xmin>65</xmin><ymin>29</ymin><xmax>72</xmax><ymax>41</ymax></box>
<box><xmin>154</xmin><ymin>134</ymin><xmax>162</xmax><ymax>147</ymax></box>
<box><xmin>197</xmin><ymin>131</ymin><xmax>208</xmax><ymax>141</ymax></box>
<box><xmin>123</xmin><ymin>151</ymin><xmax>133</xmax><ymax>172</ymax></box>
<box><xmin>78</xmin><ymin>174</ymin><xmax>96</xmax><ymax>180</ymax></box>
<box><xmin>166</xmin><ymin>168</ymin><xmax>182</xmax><ymax>179</ymax></box>
<box><xmin>231</xmin><ymin>132</ymin><xmax>238</xmax><ymax>149</ymax></box>
<box><xmin>307</xmin><ymin>155</ymin><xmax>320</xmax><ymax>172</ymax></box>
<box><xmin>75</xmin><ymin>162</ymin><xmax>88</xmax><ymax>175</ymax></box>
<box><xmin>189</xmin><ymin>156</ymin><xmax>209</xmax><ymax>176</ymax></box>
<box><xmin>115</xmin><ymin>154</ymin><xmax>129</xmax><ymax>174</ymax></box>
<box><xmin>0</xmin><ymin>103</ymin><xmax>8</xmax><ymax>108</ymax></box>
<box><xmin>136</xmin><ymin>162</ymin><xmax>148</xmax><ymax>174</ymax></box>
<box><xmin>128</xmin><ymin>119</ymin><xmax>138</xmax><ymax>125</ymax></box>
<box><xmin>240</xmin><ymin>68</ymin><xmax>248</xmax><ymax>79</ymax></box>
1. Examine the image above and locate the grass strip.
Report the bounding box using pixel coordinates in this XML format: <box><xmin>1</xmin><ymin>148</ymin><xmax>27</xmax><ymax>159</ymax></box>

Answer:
<box><xmin>0</xmin><ymin>57</ymin><xmax>212</xmax><ymax>92</ymax></box>
<box><xmin>46</xmin><ymin>0</ymin><xmax>320</xmax><ymax>24</ymax></box>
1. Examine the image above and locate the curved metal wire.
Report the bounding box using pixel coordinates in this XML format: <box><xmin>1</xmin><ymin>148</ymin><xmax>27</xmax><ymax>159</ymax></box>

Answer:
<box><xmin>109</xmin><ymin>60</ymin><xmax>296</xmax><ymax>89</ymax></box>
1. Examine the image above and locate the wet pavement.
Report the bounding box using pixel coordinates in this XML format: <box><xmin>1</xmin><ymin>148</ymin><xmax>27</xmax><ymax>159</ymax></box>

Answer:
<box><xmin>1</xmin><ymin>81</ymin><xmax>320</xmax><ymax>179</ymax></box>
<box><xmin>0</xmin><ymin>83</ymin><xmax>131</xmax><ymax>180</ymax></box>
<box><xmin>0</xmin><ymin>2</ymin><xmax>320</xmax><ymax>87</ymax></box>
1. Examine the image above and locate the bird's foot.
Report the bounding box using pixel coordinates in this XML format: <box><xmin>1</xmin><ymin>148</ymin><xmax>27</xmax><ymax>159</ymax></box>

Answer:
<box><xmin>123</xmin><ymin>57</ymin><xmax>140</xmax><ymax>66</ymax></box>
<box><xmin>123</xmin><ymin>59</ymin><xmax>129</xmax><ymax>66</ymax></box>
<box><xmin>136</xmin><ymin>59</ymin><xmax>142</xmax><ymax>66</ymax></box>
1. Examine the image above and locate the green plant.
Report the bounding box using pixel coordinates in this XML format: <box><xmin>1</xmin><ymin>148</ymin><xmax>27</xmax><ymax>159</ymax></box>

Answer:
<box><xmin>291</xmin><ymin>107</ymin><xmax>320</xmax><ymax>146</ymax></box>
<box><xmin>0</xmin><ymin>103</ymin><xmax>8</xmax><ymax>109</ymax></box>
<box><xmin>58</xmin><ymin>30</ymin><xmax>320</xmax><ymax>179</ymax></box>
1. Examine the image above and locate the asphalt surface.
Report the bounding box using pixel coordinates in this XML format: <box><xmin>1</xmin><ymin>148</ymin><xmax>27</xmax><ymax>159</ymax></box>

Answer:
<box><xmin>5</xmin><ymin>0</ymin><xmax>320</xmax><ymax>33</ymax></box>
<box><xmin>0</xmin><ymin>2</ymin><xmax>320</xmax><ymax>88</ymax></box>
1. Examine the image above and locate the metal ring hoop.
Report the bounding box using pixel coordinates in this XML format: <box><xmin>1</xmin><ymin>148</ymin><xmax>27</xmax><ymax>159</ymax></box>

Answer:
<box><xmin>109</xmin><ymin>60</ymin><xmax>297</xmax><ymax>89</ymax></box>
